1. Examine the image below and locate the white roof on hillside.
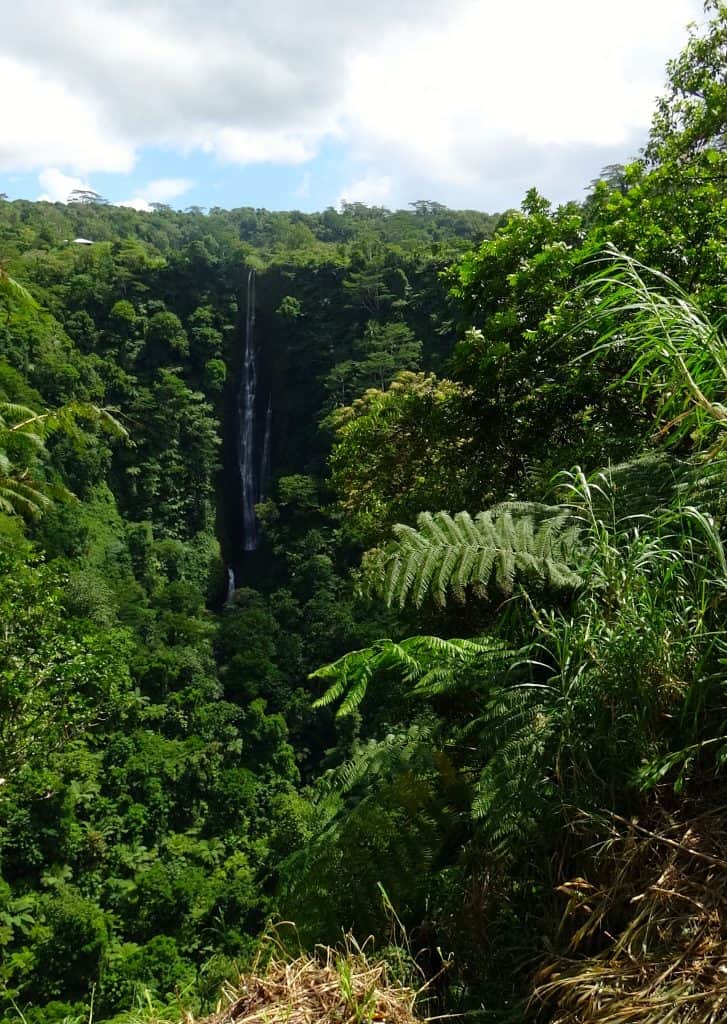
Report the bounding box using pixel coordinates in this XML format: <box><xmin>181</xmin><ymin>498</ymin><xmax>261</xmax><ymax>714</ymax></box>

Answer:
<box><xmin>73</xmin><ymin>237</ymin><xmax>94</xmax><ymax>244</ymax></box>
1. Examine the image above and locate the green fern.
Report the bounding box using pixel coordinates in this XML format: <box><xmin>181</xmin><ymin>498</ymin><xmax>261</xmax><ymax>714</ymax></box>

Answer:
<box><xmin>469</xmin><ymin>685</ymin><xmax>552</xmax><ymax>847</ymax></box>
<box><xmin>0</xmin><ymin>266</ymin><xmax>38</xmax><ymax>318</ymax></box>
<box><xmin>363</xmin><ymin>505</ymin><xmax>584</xmax><ymax>610</ymax></box>
<box><xmin>277</xmin><ymin>731</ymin><xmax>447</xmax><ymax>943</ymax></box>
<box><xmin>319</xmin><ymin>721</ymin><xmax>439</xmax><ymax>796</ymax></box>
<box><xmin>554</xmin><ymin>455</ymin><xmax>684</xmax><ymax>525</ymax></box>
<box><xmin>311</xmin><ymin>634</ymin><xmax>515</xmax><ymax>717</ymax></box>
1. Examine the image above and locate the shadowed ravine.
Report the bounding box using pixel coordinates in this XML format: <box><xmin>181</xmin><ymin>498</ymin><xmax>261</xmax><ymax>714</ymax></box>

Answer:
<box><xmin>225</xmin><ymin>267</ymin><xmax>273</xmax><ymax>592</ymax></box>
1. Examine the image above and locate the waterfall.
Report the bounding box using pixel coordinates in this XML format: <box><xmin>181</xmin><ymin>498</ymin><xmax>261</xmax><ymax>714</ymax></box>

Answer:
<box><xmin>225</xmin><ymin>566</ymin><xmax>235</xmax><ymax>604</ymax></box>
<box><xmin>259</xmin><ymin>394</ymin><xmax>272</xmax><ymax>503</ymax></box>
<box><xmin>238</xmin><ymin>269</ymin><xmax>258</xmax><ymax>552</ymax></box>
<box><xmin>235</xmin><ymin>269</ymin><xmax>273</xmax><ymax>555</ymax></box>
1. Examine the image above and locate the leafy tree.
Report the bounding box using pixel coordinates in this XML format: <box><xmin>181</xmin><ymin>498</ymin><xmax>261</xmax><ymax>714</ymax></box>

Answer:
<box><xmin>323</xmin><ymin>321</ymin><xmax>421</xmax><ymax>400</ymax></box>
<box><xmin>646</xmin><ymin>0</ymin><xmax>727</xmax><ymax>165</ymax></box>
<box><xmin>329</xmin><ymin>371</ymin><xmax>478</xmax><ymax>543</ymax></box>
<box><xmin>203</xmin><ymin>357</ymin><xmax>226</xmax><ymax>391</ymax></box>
<box><xmin>68</xmin><ymin>189</ymin><xmax>108</xmax><ymax>205</ymax></box>
<box><xmin>0</xmin><ymin>399</ymin><xmax>125</xmax><ymax>519</ymax></box>
<box><xmin>146</xmin><ymin>309</ymin><xmax>189</xmax><ymax>360</ymax></box>
<box><xmin>0</xmin><ymin>552</ymin><xmax>133</xmax><ymax>780</ymax></box>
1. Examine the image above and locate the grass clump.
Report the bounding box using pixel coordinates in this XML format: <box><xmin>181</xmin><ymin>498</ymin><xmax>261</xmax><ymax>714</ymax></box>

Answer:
<box><xmin>197</xmin><ymin>939</ymin><xmax>422</xmax><ymax>1024</ymax></box>
<box><xmin>534</xmin><ymin>804</ymin><xmax>727</xmax><ymax>1024</ymax></box>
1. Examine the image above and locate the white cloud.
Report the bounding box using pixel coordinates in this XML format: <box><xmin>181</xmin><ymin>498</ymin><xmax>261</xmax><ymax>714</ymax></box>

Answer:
<box><xmin>37</xmin><ymin>167</ymin><xmax>93</xmax><ymax>203</ymax></box>
<box><xmin>0</xmin><ymin>0</ymin><xmax>442</xmax><ymax>175</ymax></box>
<box><xmin>211</xmin><ymin>129</ymin><xmax>314</xmax><ymax>165</ymax></box>
<box><xmin>340</xmin><ymin>0</ymin><xmax>704</xmax><ymax>205</ymax></box>
<box><xmin>117</xmin><ymin>197</ymin><xmax>153</xmax><ymax>212</ymax></box>
<box><xmin>0</xmin><ymin>0</ymin><xmax>707</xmax><ymax>208</ymax></box>
<box><xmin>117</xmin><ymin>178</ymin><xmax>194</xmax><ymax>211</ymax></box>
<box><xmin>144</xmin><ymin>178</ymin><xmax>194</xmax><ymax>202</ymax></box>
<box><xmin>0</xmin><ymin>57</ymin><xmax>134</xmax><ymax>174</ymax></box>
<box><xmin>338</xmin><ymin>174</ymin><xmax>393</xmax><ymax>207</ymax></box>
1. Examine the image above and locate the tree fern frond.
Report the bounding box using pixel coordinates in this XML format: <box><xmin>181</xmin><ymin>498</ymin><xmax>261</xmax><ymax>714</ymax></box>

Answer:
<box><xmin>554</xmin><ymin>455</ymin><xmax>685</xmax><ymax>525</ymax></box>
<box><xmin>0</xmin><ymin>477</ymin><xmax>51</xmax><ymax>517</ymax></box>
<box><xmin>311</xmin><ymin>634</ymin><xmax>515</xmax><ymax>716</ymax></box>
<box><xmin>0</xmin><ymin>402</ymin><xmax>42</xmax><ymax>426</ymax></box>
<box><xmin>364</xmin><ymin>505</ymin><xmax>584</xmax><ymax>609</ymax></box>
<box><xmin>414</xmin><ymin>536</ymin><xmax>442</xmax><ymax>606</ymax></box>
<box><xmin>0</xmin><ymin>271</ymin><xmax>38</xmax><ymax>310</ymax></box>
<box><xmin>322</xmin><ymin>722</ymin><xmax>438</xmax><ymax>797</ymax></box>
<box><xmin>338</xmin><ymin>662</ymin><xmax>375</xmax><ymax>717</ymax></box>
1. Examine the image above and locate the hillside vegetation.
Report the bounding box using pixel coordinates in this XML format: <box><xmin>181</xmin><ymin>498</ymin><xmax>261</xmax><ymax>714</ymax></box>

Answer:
<box><xmin>0</xmin><ymin>5</ymin><xmax>726</xmax><ymax>1022</ymax></box>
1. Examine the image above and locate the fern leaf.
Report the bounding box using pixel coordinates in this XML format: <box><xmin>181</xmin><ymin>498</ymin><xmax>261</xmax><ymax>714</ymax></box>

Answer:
<box><xmin>311</xmin><ymin>634</ymin><xmax>514</xmax><ymax>716</ymax></box>
<box><xmin>366</xmin><ymin>504</ymin><xmax>584</xmax><ymax>609</ymax></box>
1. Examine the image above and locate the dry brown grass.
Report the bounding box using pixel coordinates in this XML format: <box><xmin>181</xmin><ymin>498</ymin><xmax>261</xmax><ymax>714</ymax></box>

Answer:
<box><xmin>534</xmin><ymin>806</ymin><xmax>727</xmax><ymax>1024</ymax></box>
<box><xmin>195</xmin><ymin>943</ymin><xmax>422</xmax><ymax>1024</ymax></box>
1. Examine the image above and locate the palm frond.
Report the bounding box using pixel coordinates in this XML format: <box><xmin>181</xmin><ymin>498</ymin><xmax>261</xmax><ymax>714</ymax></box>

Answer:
<box><xmin>1</xmin><ymin>400</ymin><xmax>128</xmax><ymax>443</ymax></box>
<box><xmin>37</xmin><ymin>402</ymin><xmax>128</xmax><ymax>443</ymax></box>
<box><xmin>0</xmin><ymin>402</ymin><xmax>43</xmax><ymax>427</ymax></box>
<box><xmin>0</xmin><ymin>400</ymin><xmax>127</xmax><ymax>522</ymax></box>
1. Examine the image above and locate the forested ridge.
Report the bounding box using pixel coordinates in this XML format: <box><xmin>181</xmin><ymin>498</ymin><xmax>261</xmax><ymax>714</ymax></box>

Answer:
<box><xmin>1</xmin><ymin>5</ymin><xmax>726</xmax><ymax>1022</ymax></box>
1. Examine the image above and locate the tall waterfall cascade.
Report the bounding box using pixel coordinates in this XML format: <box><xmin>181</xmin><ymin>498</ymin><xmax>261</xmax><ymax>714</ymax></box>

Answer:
<box><xmin>259</xmin><ymin>394</ymin><xmax>273</xmax><ymax>503</ymax></box>
<box><xmin>235</xmin><ymin>269</ymin><xmax>272</xmax><ymax>557</ymax></box>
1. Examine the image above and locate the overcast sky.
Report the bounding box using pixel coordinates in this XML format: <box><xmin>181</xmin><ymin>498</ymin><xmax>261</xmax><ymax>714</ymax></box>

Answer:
<box><xmin>0</xmin><ymin>0</ymin><xmax>705</xmax><ymax>213</ymax></box>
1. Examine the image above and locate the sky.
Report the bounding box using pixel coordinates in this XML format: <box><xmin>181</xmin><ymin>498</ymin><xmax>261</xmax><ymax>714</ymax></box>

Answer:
<box><xmin>0</xmin><ymin>0</ymin><xmax>705</xmax><ymax>214</ymax></box>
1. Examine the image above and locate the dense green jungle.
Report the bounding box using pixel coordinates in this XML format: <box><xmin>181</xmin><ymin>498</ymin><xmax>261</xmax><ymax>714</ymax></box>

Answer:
<box><xmin>1</xmin><ymin>6</ymin><xmax>726</xmax><ymax>1023</ymax></box>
